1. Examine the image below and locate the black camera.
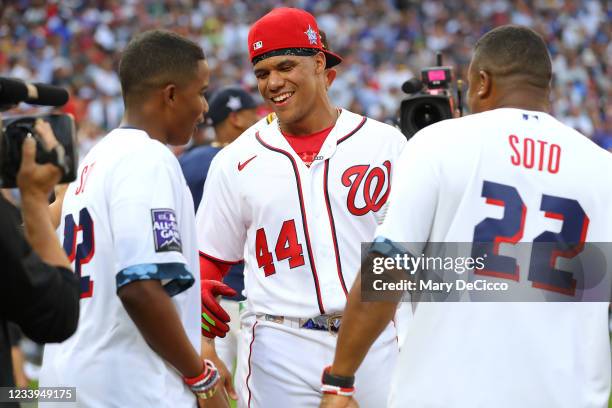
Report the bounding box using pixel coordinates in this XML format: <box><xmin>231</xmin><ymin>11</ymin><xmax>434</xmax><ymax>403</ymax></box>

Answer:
<box><xmin>0</xmin><ymin>77</ymin><xmax>77</xmax><ymax>188</ymax></box>
<box><xmin>0</xmin><ymin>114</ymin><xmax>78</xmax><ymax>188</ymax></box>
<box><xmin>399</xmin><ymin>54</ymin><xmax>462</xmax><ymax>140</ymax></box>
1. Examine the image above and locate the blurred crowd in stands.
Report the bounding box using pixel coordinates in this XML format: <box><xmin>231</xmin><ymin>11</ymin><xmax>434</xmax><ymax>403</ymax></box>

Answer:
<box><xmin>1</xmin><ymin>0</ymin><xmax>610</xmax><ymax>155</ymax></box>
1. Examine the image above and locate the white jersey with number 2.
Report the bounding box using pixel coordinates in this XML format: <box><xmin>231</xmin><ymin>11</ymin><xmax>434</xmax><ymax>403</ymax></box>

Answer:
<box><xmin>376</xmin><ymin>108</ymin><xmax>612</xmax><ymax>408</ymax></box>
<box><xmin>40</xmin><ymin>128</ymin><xmax>200</xmax><ymax>408</ymax></box>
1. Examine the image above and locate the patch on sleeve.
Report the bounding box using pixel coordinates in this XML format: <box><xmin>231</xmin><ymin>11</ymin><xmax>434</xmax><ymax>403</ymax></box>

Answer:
<box><xmin>151</xmin><ymin>209</ymin><xmax>182</xmax><ymax>252</ymax></box>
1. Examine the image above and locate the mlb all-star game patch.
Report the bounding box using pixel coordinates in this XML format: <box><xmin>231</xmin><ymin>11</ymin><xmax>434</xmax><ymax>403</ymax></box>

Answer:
<box><xmin>151</xmin><ymin>208</ymin><xmax>182</xmax><ymax>252</ymax></box>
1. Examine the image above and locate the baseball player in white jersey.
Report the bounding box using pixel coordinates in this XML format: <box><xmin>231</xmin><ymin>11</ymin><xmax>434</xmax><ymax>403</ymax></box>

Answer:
<box><xmin>320</xmin><ymin>25</ymin><xmax>612</xmax><ymax>408</ymax></box>
<box><xmin>40</xmin><ymin>31</ymin><xmax>228</xmax><ymax>408</ymax></box>
<box><xmin>196</xmin><ymin>7</ymin><xmax>403</xmax><ymax>408</ymax></box>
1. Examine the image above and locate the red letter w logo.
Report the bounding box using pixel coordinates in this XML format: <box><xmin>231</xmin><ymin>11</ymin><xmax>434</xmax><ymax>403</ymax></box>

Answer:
<box><xmin>341</xmin><ymin>161</ymin><xmax>391</xmax><ymax>216</ymax></box>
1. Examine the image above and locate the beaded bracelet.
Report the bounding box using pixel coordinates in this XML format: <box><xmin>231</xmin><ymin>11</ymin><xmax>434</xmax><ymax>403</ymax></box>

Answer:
<box><xmin>183</xmin><ymin>359</ymin><xmax>221</xmax><ymax>400</ymax></box>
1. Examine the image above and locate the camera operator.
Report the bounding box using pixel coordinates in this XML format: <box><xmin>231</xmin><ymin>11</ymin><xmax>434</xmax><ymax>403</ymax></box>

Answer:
<box><xmin>0</xmin><ymin>118</ymin><xmax>80</xmax><ymax>390</ymax></box>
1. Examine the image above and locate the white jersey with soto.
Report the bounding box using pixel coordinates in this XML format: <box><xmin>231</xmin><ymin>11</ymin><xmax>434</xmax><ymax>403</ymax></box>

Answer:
<box><xmin>375</xmin><ymin>108</ymin><xmax>612</xmax><ymax>408</ymax></box>
<box><xmin>40</xmin><ymin>128</ymin><xmax>200</xmax><ymax>408</ymax></box>
<box><xmin>196</xmin><ymin>109</ymin><xmax>406</xmax><ymax>317</ymax></box>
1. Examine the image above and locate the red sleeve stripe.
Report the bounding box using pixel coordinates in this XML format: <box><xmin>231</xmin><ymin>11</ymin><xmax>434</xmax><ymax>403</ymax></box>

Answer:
<box><xmin>198</xmin><ymin>251</ymin><xmax>243</xmax><ymax>265</ymax></box>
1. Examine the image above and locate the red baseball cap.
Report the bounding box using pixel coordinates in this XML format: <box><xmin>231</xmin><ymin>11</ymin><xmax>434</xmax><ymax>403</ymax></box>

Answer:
<box><xmin>248</xmin><ymin>8</ymin><xmax>342</xmax><ymax>68</ymax></box>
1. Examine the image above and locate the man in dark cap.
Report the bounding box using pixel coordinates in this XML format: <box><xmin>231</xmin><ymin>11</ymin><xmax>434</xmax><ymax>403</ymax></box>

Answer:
<box><xmin>180</xmin><ymin>86</ymin><xmax>259</xmax><ymax>209</ymax></box>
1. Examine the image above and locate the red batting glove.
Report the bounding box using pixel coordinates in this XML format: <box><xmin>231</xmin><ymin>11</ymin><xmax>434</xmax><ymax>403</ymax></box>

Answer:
<box><xmin>200</xmin><ymin>279</ymin><xmax>237</xmax><ymax>338</ymax></box>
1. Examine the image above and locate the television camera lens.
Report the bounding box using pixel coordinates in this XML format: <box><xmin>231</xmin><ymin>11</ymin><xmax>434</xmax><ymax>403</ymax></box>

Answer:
<box><xmin>412</xmin><ymin>103</ymin><xmax>443</xmax><ymax>129</ymax></box>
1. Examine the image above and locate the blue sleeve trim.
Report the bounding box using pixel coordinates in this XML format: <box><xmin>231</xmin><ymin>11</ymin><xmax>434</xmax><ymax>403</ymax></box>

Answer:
<box><xmin>369</xmin><ymin>236</ymin><xmax>413</xmax><ymax>259</ymax></box>
<box><xmin>116</xmin><ymin>263</ymin><xmax>195</xmax><ymax>297</ymax></box>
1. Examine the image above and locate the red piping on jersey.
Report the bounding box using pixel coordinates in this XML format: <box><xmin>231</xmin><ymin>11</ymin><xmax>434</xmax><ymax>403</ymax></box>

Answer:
<box><xmin>336</xmin><ymin>116</ymin><xmax>367</xmax><ymax>145</ymax></box>
<box><xmin>255</xmin><ymin>131</ymin><xmax>325</xmax><ymax>315</ymax></box>
<box><xmin>322</xmin><ymin>116</ymin><xmax>367</xmax><ymax>296</ymax></box>
<box><xmin>246</xmin><ymin>321</ymin><xmax>258</xmax><ymax>408</ymax></box>
<box><xmin>198</xmin><ymin>250</ymin><xmax>242</xmax><ymax>265</ymax></box>
<box><xmin>323</xmin><ymin>160</ymin><xmax>348</xmax><ymax>298</ymax></box>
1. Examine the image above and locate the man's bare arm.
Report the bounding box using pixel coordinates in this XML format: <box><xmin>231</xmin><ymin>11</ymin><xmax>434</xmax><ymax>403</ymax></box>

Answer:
<box><xmin>329</xmin><ymin>254</ymin><xmax>401</xmax><ymax>377</ymax></box>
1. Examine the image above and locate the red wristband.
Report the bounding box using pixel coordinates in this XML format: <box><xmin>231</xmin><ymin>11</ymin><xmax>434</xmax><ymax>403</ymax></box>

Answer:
<box><xmin>183</xmin><ymin>360</ymin><xmax>220</xmax><ymax>399</ymax></box>
<box><xmin>321</xmin><ymin>366</ymin><xmax>355</xmax><ymax>396</ymax></box>
<box><xmin>183</xmin><ymin>361</ymin><xmax>209</xmax><ymax>386</ymax></box>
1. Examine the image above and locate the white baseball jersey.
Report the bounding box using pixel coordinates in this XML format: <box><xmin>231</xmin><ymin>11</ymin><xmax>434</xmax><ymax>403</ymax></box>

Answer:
<box><xmin>375</xmin><ymin>108</ymin><xmax>612</xmax><ymax>408</ymax></box>
<box><xmin>40</xmin><ymin>128</ymin><xmax>200</xmax><ymax>408</ymax></box>
<box><xmin>196</xmin><ymin>109</ymin><xmax>406</xmax><ymax>318</ymax></box>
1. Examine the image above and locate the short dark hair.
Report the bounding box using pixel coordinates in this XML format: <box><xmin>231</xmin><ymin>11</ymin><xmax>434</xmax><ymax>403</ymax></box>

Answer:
<box><xmin>118</xmin><ymin>30</ymin><xmax>205</xmax><ymax>101</ymax></box>
<box><xmin>472</xmin><ymin>25</ymin><xmax>552</xmax><ymax>89</ymax></box>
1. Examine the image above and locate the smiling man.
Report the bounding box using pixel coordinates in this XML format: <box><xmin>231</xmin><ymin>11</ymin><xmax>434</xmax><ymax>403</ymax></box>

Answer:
<box><xmin>195</xmin><ymin>7</ymin><xmax>405</xmax><ymax>408</ymax></box>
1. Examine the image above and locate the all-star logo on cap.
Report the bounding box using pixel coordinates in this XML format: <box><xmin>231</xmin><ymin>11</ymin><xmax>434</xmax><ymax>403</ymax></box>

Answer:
<box><xmin>304</xmin><ymin>25</ymin><xmax>318</xmax><ymax>45</ymax></box>
<box><xmin>226</xmin><ymin>96</ymin><xmax>242</xmax><ymax>111</ymax></box>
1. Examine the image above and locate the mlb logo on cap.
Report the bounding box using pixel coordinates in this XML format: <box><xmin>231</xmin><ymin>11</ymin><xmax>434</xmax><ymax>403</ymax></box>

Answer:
<box><xmin>253</xmin><ymin>41</ymin><xmax>263</xmax><ymax>50</ymax></box>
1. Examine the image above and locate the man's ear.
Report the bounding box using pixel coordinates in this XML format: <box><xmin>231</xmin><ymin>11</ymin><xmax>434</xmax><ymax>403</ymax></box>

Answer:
<box><xmin>227</xmin><ymin>111</ymin><xmax>240</xmax><ymax>128</ymax></box>
<box><xmin>477</xmin><ymin>70</ymin><xmax>492</xmax><ymax>99</ymax></box>
<box><xmin>162</xmin><ymin>83</ymin><xmax>177</xmax><ymax>105</ymax></box>
<box><xmin>325</xmin><ymin>68</ymin><xmax>337</xmax><ymax>90</ymax></box>
<box><xmin>314</xmin><ymin>52</ymin><xmax>326</xmax><ymax>74</ymax></box>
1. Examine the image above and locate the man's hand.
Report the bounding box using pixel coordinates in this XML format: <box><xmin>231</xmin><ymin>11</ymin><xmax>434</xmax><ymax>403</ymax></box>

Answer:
<box><xmin>11</xmin><ymin>346</ymin><xmax>30</xmax><ymax>388</ymax></box>
<box><xmin>193</xmin><ymin>355</ymin><xmax>231</xmax><ymax>408</ymax></box>
<box><xmin>201</xmin><ymin>338</ymin><xmax>238</xmax><ymax>401</ymax></box>
<box><xmin>16</xmin><ymin>119</ymin><xmax>72</xmax><ymax>269</ymax></box>
<box><xmin>17</xmin><ymin>119</ymin><xmax>63</xmax><ymax>200</ymax></box>
<box><xmin>319</xmin><ymin>394</ymin><xmax>359</xmax><ymax>408</ymax></box>
<box><xmin>201</xmin><ymin>280</ymin><xmax>236</xmax><ymax>338</ymax></box>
